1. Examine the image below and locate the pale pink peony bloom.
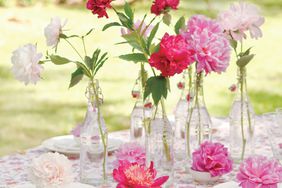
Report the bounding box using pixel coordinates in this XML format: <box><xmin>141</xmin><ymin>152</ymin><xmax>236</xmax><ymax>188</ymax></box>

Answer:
<box><xmin>113</xmin><ymin>160</ymin><xmax>169</xmax><ymax>187</ymax></box>
<box><xmin>182</xmin><ymin>15</ymin><xmax>231</xmax><ymax>75</ymax></box>
<box><xmin>237</xmin><ymin>156</ymin><xmax>282</xmax><ymax>188</ymax></box>
<box><xmin>121</xmin><ymin>19</ymin><xmax>154</xmax><ymax>38</ymax></box>
<box><xmin>11</xmin><ymin>44</ymin><xmax>43</xmax><ymax>85</ymax></box>
<box><xmin>113</xmin><ymin>142</ymin><xmax>146</xmax><ymax>168</ymax></box>
<box><xmin>29</xmin><ymin>152</ymin><xmax>74</xmax><ymax>188</ymax></box>
<box><xmin>192</xmin><ymin>141</ymin><xmax>233</xmax><ymax>177</ymax></box>
<box><xmin>44</xmin><ymin>17</ymin><xmax>66</xmax><ymax>47</ymax></box>
<box><xmin>218</xmin><ymin>2</ymin><xmax>265</xmax><ymax>41</ymax></box>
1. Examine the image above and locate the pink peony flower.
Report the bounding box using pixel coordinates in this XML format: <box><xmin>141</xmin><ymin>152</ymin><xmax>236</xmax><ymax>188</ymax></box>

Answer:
<box><xmin>149</xmin><ymin>33</ymin><xmax>194</xmax><ymax>77</ymax></box>
<box><xmin>192</xmin><ymin>141</ymin><xmax>233</xmax><ymax>177</ymax></box>
<box><xmin>113</xmin><ymin>142</ymin><xmax>146</xmax><ymax>168</ymax></box>
<box><xmin>113</xmin><ymin>160</ymin><xmax>169</xmax><ymax>188</ymax></box>
<box><xmin>44</xmin><ymin>17</ymin><xmax>66</xmax><ymax>48</ymax></box>
<box><xmin>217</xmin><ymin>2</ymin><xmax>265</xmax><ymax>41</ymax></box>
<box><xmin>151</xmin><ymin>0</ymin><xmax>179</xmax><ymax>16</ymax></box>
<box><xmin>29</xmin><ymin>152</ymin><xmax>74</xmax><ymax>188</ymax></box>
<box><xmin>86</xmin><ymin>0</ymin><xmax>112</xmax><ymax>18</ymax></box>
<box><xmin>237</xmin><ymin>156</ymin><xmax>282</xmax><ymax>188</ymax></box>
<box><xmin>121</xmin><ymin>20</ymin><xmax>154</xmax><ymax>38</ymax></box>
<box><xmin>182</xmin><ymin>15</ymin><xmax>231</xmax><ymax>75</ymax></box>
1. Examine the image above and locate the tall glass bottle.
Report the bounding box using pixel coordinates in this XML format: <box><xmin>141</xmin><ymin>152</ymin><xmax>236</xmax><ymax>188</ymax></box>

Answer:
<box><xmin>229</xmin><ymin>67</ymin><xmax>255</xmax><ymax>162</ymax></box>
<box><xmin>130</xmin><ymin>71</ymin><xmax>147</xmax><ymax>145</ymax></box>
<box><xmin>80</xmin><ymin>80</ymin><xmax>108</xmax><ymax>186</ymax></box>
<box><xmin>185</xmin><ymin>72</ymin><xmax>212</xmax><ymax>159</ymax></box>
<box><xmin>146</xmin><ymin>100</ymin><xmax>174</xmax><ymax>186</ymax></box>
<box><xmin>174</xmin><ymin>69</ymin><xmax>192</xmax><ymax>163</ymax></box>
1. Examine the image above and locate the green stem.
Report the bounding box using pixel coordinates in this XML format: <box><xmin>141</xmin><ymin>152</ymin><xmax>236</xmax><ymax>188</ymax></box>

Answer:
<box><xmin>140</xmin><ymin>16</ymin><xmax>157</xmax><ymax>37</ymax></box>
<box><xmin>239</xmin><ymin>68</ymin><xmax>246</xmax><ymax>160</ymax></box>
<box><xmin>63</xmin><ymin>38</ymin><xmax>84</xmax><ymax>62</ymax></box>
<box><xmin>160</xmin><ymin>98</ymin><xmax>171</xmax><ymax>161</ymax></box>
<box><xmin>82</xmin><ymin>37</ymin><xmax>87</xmax><ymax>57</ymax></box>
<box><xmin>195</xmin><ymin>73</ymin><xmax>202</xmax><ymax>145</ymax></box>
<box><xmin>90</xmin><ymin>79</ymin><xmax>107</xmax><ymax>181</ymax></box>
<box><xmin>244</xmin><ymin>77</ymin><xmax>253</xmax><ymax>135</ymax></box>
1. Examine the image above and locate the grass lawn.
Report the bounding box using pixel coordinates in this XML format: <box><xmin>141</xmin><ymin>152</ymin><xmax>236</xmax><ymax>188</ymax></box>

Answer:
<box><xmin>0</xmin><ymin>0</ymin><xmax>282</xmax><ymax>156</ymax></box>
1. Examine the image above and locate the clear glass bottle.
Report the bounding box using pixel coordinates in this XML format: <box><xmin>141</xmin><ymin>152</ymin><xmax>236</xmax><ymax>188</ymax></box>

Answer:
<box><xmin>146</xmin><ymin>100</ymin><xmax>174</xmax><ymax>186</ymax></box>
<box><xmin>185</xmin><ymin>72</ymin><xmax>212</xmax><ymax>159</ymax></box>
<box><xmin>229</xmin><ymin>67</ymin><xmax>255</xmax><ymax>162</ymax></box>
<box><xmin>80</xmin><ymin>80</ymin><xmax>108</xmax><ymax>186</ymax></box>
<box><xmin>174</xmin><ymin>69</ymin><xmax>192</xmax><ymax>163</ymax></box>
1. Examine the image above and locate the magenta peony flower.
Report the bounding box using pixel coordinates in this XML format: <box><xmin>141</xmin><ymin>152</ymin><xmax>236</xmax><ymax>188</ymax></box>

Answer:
<box><xmin>113</xmin><ymin>160</ymin><xmax>169</xmax><ymax>188</ymax></box>
<box><xmin>237</xmin><ymin>156</ymin><xmax>282</xmax><ymax>188</ymax></box>
<box><xmin>149</xmin><ymin>33</ymin><xmax>194</xmax><ymax>77</ymax></box>
<box><xmin>217</xmin><ymin>2</ymin><xmax>265</xmax><ymax>41</ymax></box>
<box><xmin>192</xmin><ymin>141</ymin><xmax>233</xmax><ymax>177</ymax></box>
<box><xmin>121</xmin><ymin>20</ymin><xmax>154</xmax><ymax>38</ymax></box>
<box><xmin>182</xmin><ymin>15</ymin><xmax>231</xmax><ymax>75</ymax></box>
<box><xmin>151</xmin><ymin>0</ymin><xmax>179</xmax><ymax>16</ymax></box>
<box><xmin>113</xmin><ymin>142</ymin><xmax>146</xmax><ymax>168</ymax></box>
<box><xmin>86</xmin><ymin>0</ymin><xmax>112</xmax><ymax>18</ymax></box>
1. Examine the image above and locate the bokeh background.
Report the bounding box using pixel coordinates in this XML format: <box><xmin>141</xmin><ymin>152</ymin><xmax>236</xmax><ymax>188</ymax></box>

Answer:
<box><xmin>0</xmin><ymin>0</ymin><xmax>281</xmax><ymax>156</ymax></box>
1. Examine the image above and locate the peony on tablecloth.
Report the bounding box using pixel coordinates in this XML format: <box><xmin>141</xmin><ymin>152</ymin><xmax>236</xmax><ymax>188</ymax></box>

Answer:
<box><xmin>0</xmin><ymin>117</ymin><xmax>273</xmax><ymax>188</ymax></box>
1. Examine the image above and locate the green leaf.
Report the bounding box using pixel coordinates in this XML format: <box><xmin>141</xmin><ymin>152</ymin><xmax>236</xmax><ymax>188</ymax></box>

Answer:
<box><xmin>119</xmin><ymin>53</ymin><xmax>147</xmax><ymax>63</ymax></box>
<box><xmin>144</xmin><ymin>76</ymin><xmax>168</xmax><ymax>105</ymax></box>
<box><xmin>150</xmin><ymin>43</ymin><xmax>160</xmax><ymax>54</ymax></box>
<box><xmin>102</xmin><ymin>22</ymin><xmax>121</xmax><ymax>31</ymax></box>
<box><xmin>239</xmin><ymin>47</ymin><xmax>252</xmax><ymax>57</ymax></box>
<box><xmin>117</xmin><ymin>12</ymin><xmax>132</xmax><ymax>29</ymax></box>
<box><xmin>75</xmin><ymin>61</ymin><xmax>92</xmax><ymax>77</ymax></box>
<box><xmin>147</xmin><ymin>22</ymin><xmax>160</xmax><ymax>50</ymax></box>
<box><xmin>84</xmin><ymin>28</ymin><xmax>94</xmax><ymax>37</ymax></box>
<box><xmin>124</xmin><ymin>1</ymin><xmax>133</xmax><ymax>21</ymax></box>
<box><xmin>236</xmin><ymin>54</ymin><xmax>255</xmax><ymax>67</ymax></box>
<box><xmin>59</xmin><ymin>34</ymin><xmax>79</xmax><ymax>39</ymax></box>
<box><xmin>69</xmin><ymin>67</ymin><xmax>84</xmax><ymax>88</ymax></box>
<box><xmin>93</xmin><ymin>52</ymin><xmax>108</xmax><ymax>76</ymax></box>
<box><xmin>91</xmin><ymin>49</ymin><xmax>101</xmax><ymax>71</ymax></box>
<box><xmin>174</xmin><ymin>16</ymin><xmax>185</xmax><ymax>34</ymax></box>
<box><xmin>50</xmin><ymin>55</ymin><xmax>71</xmax><ymax>65</ymax></box>
<box><xmin>122</xmin><ymin>33</ymin><xmax>142</xmax><ymax>51</ymax></box>
<box><xmin>162</xmin><ymin>13</ymin><xmax>171</xmax><ymax>26</ymax></box>
<box><xmin>84</xmin><ymin>56</ymin><xmax>92</xmax><ymax>70</ymax></box>
<box><xmin>230</xmin><ymin>39</ymin><xmax>237</xmax><ymax>50</ymax></box>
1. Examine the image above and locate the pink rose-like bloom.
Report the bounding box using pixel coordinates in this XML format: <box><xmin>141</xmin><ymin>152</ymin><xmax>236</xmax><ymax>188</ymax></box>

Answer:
<box><xmin>86</xmin><ymin>0</ymin><xmax>112</xmax><ymax>18</ymax></box>
<box><xmin>113</xmin><ymin>160</ymin><xmax>169</xmax><ymax>188</ymax></box>
<box><xmin>182</xmin><ymin>15</ymin><xmax>231</xmax><ymax>75</ymax></box>
<box><xmin>149</xmin><ymin>33</ymin><xmax>194</xmax><ymax>77</ymax></box>
<box><xmin>121</xmin><ymin>20</ymin><xmax>154</xmax><ymax>38</ymax></box>
<box><xmin>44</xmin><ymin>17</ymin><xmax>66</xmax><ymax>48</ymax></box>
<box><xmin>151</xmin><ymin>0</ymin><xmax>179</xmax><ymax>15</ymax></box>
<box><xmin>237</xmin><ymin>156</ymin><xmax>282</xmax><ymax>188</ymax></box>
<box><xmin>192</xmin><ymin>141</ymin><xmax>233</xmax><ymax>177</ymax></box>
<box><xmin>113</xmin><ymin>142</ymin><xmax>146</xmax><ymax>168</ymax></box>
<box><xmin>29</xmin><ymin>152</ymin><xmax>74</xmax><ymax>188</ymax></box>
<box><xmin>218</xmin><ymin>2</ymin><xmax>265</xmax><ymax>41</ymax></box>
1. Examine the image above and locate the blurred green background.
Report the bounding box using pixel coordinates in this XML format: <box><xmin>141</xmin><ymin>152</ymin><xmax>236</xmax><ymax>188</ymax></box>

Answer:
<box><xmin>0</xmin><ymin>0</ymin><xmax>282</xmax><ymax>156</ymax></box>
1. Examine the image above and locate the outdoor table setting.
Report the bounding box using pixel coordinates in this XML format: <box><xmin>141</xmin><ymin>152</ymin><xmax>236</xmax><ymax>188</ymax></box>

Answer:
<box><xmin>3</xmin><ymin>0</ymin><xmax>282</xmax><ymax>187</ymax></box>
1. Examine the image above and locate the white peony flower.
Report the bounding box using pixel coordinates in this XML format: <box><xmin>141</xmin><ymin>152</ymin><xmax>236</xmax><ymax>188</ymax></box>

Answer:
<box><xmin>218</xmin><ymin>2</ymin><xmax>265</xmax><ymax>41</ymax></box>
<box><xmin>29</xmin><ymin>152</ymin><xmax>74</xmax><ymax>188</ymax></box>
<box><xmin>44</xmin><ymin>17</ymin><xmax>65</xmax><ymax>47</ymax></box>
<box><xmin>11</xmin><ymin>44</ymin><xmax>43</xmax><ymax>85</ymax></box>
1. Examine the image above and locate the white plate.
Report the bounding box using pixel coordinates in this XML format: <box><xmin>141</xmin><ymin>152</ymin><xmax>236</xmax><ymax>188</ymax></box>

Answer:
<box><xmin>12</xmin><ymin>182</ymin><xmax>94</xmax><ymax>188</ymax></box>
<box><xmin>42</xmin><ymin>135</ymin><xmax>123</xmax><ymax>155</ymax></box>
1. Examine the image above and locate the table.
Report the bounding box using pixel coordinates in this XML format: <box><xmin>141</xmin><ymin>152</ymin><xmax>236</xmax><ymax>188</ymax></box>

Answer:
<box><xmin>0</xmin><ymin>117</ymin><xmax>273</xmax><ymax>188</ymax></box>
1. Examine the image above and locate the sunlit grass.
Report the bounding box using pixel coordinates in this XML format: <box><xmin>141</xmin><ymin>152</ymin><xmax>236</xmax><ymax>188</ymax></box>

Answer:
<box><xmin>0</xmin><ymin>0</ymin><xmax>282</xmax><ymax>155</ymax></box>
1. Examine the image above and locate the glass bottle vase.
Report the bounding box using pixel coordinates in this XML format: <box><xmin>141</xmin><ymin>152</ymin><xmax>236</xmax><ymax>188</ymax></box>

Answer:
<box><xmin>174</xmin><ymin>68</ymin><xmax>193</xmax><ymax>163</ymax></box>
<box><xmin>80</xmin><ymin>80</ymin><xmax>108</xmax><ymax>186</ymax></box>
<box><xmin>229</xmin><ymin>67</ymin><xmax>255</xmax><ymax>162</ymax></box>
<box><xmin>146</xmin><ymin>99</ymin><xmax>174</xmax><ymax>185</ymax></box>
<box><xmin>185</xmin><ymin>72</ymin><xmax>212</xmax><ymax>159</ymax></box>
